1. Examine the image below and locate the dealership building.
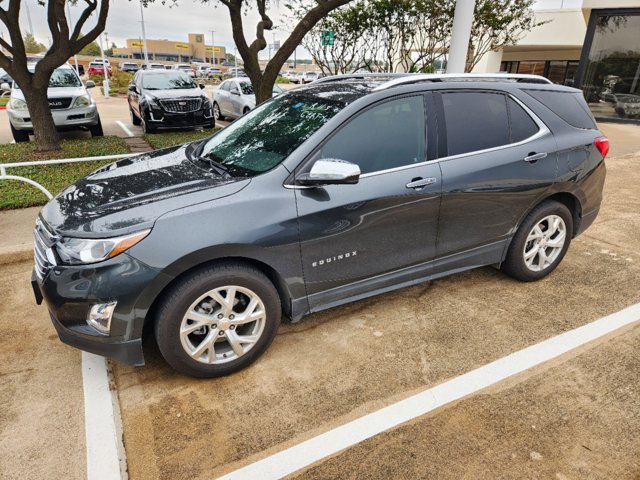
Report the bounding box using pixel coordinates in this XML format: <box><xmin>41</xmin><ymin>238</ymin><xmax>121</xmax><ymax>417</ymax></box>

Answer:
<box><xmin>113</xmin><ymin>33</ymin><xmax>226</xmax><ymax>65</ymax></box>
<box><xmin>473</xmin><ymin>0</ymin><xmax>640</xmax><ymax>122</ymax></box>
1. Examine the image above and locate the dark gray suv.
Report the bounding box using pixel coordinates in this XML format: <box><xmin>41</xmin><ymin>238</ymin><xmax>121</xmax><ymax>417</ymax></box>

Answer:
<box><xmin>32</xmin><ymin>73</ymin><xmax>608</xmax><ymax>377</ymax></box>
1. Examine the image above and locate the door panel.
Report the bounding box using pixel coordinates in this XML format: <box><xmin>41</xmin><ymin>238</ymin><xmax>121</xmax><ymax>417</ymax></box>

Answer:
<box><xmin>295</xmin><ymin>94</ymin><xmax>442</xmax><ymax>308</ymax></box>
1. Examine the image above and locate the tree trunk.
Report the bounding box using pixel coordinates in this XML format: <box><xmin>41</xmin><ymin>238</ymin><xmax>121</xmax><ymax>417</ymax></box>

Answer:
<box><xmin>23</xmin><ymin>86</ymin><xmax>61</xmax><ymax>151</ymax></box>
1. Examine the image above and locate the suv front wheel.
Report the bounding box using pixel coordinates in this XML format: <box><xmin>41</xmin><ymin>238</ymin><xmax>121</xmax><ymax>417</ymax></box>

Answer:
<box><xmin>502</xmin><ymin>200</ymin><xmax>573</xmax><ymax>282</ymax></box>
<box><xmin>10</xmin><ymin>123</ymin><xmax>29</xmax><ymax>142</ymax></box>
<box><xmin>155</xmin><ymin>262</ymin><xmax>282</xmax><ymax>378</ymax></box>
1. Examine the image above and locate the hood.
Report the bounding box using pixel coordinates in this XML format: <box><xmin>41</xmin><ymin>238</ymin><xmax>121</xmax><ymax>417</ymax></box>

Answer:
<box><xmin>41</xmin><ymin>143</ymin><xmax>250</xmax><ymax>237</ymax></box>
<box><xmin>143</xmin><ymin>88</ymin><xmax>206</xmax><ymax>100</ymax></box>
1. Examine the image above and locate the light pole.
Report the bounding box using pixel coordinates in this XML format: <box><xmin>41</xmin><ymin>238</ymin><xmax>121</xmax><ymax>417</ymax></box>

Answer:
<box><xmin>139</xmin><ymin>0</ymin><xmax>150</xmax><ymax>66</ymax></box>
<box><xmin>66</xmin><ymin>2</ymin><xmax>80</xmax><ymax>75</ymax></box>
<box><xmin>446</xmin><ymin>0</ymin><xmax>476</xmax><ymax>73</ymax></box>
<box><xmin>209</xmin><ymin>30</ymin><xmax>216</xmax><ymax>64</ymax></box>
<box><xmin>98</xmin><ymin>33</ymin><xmax>110</xmax><ymax>98</ymax></box>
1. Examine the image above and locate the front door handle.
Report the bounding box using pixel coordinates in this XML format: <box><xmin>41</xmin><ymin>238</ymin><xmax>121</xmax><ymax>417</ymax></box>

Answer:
<box><xmin>406</xmin><ymin>177</ymin><xmax>437</xmax><ymax>189</ymax></box>
<box><xmin>524</xmin><ymin>152</ymin><xmax>548</xmax><ymax>163</ymax></box>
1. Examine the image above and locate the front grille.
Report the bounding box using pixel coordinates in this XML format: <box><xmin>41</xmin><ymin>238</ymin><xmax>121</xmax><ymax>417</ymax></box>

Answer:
<box><xmin>48</xmin><ymin>97</ymin><xmax>73</xmax><ymax>110</ymax></box>
<box><xmin>159</xmin><ymin>98</ymin><xmax>202</xmax><ymax>113</ymax></box>
<box><xmin>33</xmin><ymin>218</ymin><xmax>58</xmax><ymax>280</ymax></box>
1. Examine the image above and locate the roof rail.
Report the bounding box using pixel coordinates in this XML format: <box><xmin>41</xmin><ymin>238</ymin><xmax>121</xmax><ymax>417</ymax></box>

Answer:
<box><xmin>313</xmin><ymin>73</ymin><xmax>410</xmax><ymax>84</ymax></box>
<box><xmin>373</xmin><ymin>73</ymin><xmax>552</xmax><ymax>90</ymax></box>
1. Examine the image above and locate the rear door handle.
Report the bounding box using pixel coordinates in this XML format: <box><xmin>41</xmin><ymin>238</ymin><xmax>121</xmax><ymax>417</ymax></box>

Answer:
<box><xmin>524</xmin><ymin>152</ymin><xmax>547</xmax><ymax>163</ymax></box>
<box><xmin>406</xmin><ymin>177</ymin><xmax>437</xmax><ymax>189</ymax></box>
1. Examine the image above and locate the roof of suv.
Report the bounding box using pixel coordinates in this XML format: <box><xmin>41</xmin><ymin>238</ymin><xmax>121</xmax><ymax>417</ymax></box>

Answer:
<box><xmin>290</xmin><ymin>73</ymin><xmax>578</xmax><ymax>104</ymax></box>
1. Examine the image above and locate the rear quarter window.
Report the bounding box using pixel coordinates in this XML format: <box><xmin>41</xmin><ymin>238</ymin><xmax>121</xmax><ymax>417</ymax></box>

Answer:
<box><xmin>524</xmin><ymin>90</ymin><xmax>597</xmax><ymax>130</ymax></box>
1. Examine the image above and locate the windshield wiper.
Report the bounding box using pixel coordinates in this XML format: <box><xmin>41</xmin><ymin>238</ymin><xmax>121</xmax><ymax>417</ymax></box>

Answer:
<box><xmin>204</xmin><ymin>157</ymin><xmax>231</xmax><ymax>178</ymax></box>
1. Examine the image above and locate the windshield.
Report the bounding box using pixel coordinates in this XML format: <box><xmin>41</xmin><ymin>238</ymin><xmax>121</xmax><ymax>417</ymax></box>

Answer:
<box><xmin>142</xmin><ymin>72</ymin><xmax>196</xmax><ymax>90</ymax></box>
<box><xmin>198</xmin><ymin>94</ymin><xmax>344</xmax><ymax>176</ymax></box>
<box><xmin>16</xmin><ymin>67</ymin><xmax>81</xmax><ymax>89</ymax></box>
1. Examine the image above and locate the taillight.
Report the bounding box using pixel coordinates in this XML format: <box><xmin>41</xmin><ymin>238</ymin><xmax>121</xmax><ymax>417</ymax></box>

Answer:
<box><xmin>594</xmin><ymin>136</ymin><xmax>609</xmax><ymax>159</ymax></box>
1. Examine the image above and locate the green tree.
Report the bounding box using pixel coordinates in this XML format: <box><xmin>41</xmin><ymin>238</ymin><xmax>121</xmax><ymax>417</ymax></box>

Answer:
<box><xmin>23</xmin><ymin>33</ymin><xmax>46</xmax><ymax>54</ymax></box>
<box><xmin>213</xmin><ymin>0</ymin><xmax>355</xmax><ymax>103</ymax></box>
<box><xmin>0</xmin><ymin>0</ymin><xmax>110</xmax><ymax>151</ymax></box>
<box><xmin>80</xmin><ymin>40</ymin><xmax>102</xmax><ymax>56</ymax></box>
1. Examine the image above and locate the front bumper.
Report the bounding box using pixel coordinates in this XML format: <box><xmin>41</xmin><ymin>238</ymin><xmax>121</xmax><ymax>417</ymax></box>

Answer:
<box><xmin>8</xmin><ymin>103</ymin><xmax>100</xmax><ymax>131</ymax></box>
<box><xmin>32</xmin><ymin>253</ymin><xmax>169</xmax><ymax>366</ymax></box>
<box><xmin>146</xmin><ymin>107</ymin><xmax>214</xmax><ymax>130</ymax></box>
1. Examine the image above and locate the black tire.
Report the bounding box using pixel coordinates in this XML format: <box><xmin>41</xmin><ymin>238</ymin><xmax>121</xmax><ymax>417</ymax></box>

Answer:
<box><xmin>243</xmin><ymin>107</ymin><xmax>250</xmax><ymax>115</ymax></box>
<box><xmin>130</xmin><ymin>107</ymin><xmax>142</xmax><ymax>126</ymax></box>
<box><xmin>213</xmin><ymin>102</ymin><xmax>224</xmax><ymax>121</ymax></box>
<box><xmin>155</xmin><ymin>262</ymin><xmax>282</xmax><ymax>378</ymax></box>
<box><xmin>10</xmin><ymin>123</ymin><xmax>29</xmax><ymax>142</ymax></box>
<box><xmin>89</xmin><ymin>119</ymin><xmax>104</xmax><ymax>137</ymax></box>
<box><xmin>141</xmin><ymin>111</ymin><xmax>156</xmax><ymax>134</ymax></box>
<box><xmin>501</xmin><ymin>200</ymin><xmax>573</xmax><ymax>282</ymax></box>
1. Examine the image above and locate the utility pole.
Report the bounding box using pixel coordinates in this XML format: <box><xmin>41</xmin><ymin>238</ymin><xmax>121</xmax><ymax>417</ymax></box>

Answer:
<box><xmin>139</xmin><ymin>0</ymin><xmax>150</xmax><ymax>67</ymax></box>
<box><xmin>446</xmin><ymin>0</ymin><xmax>476</xmax><ymax>73</ymax></box>
<box><xmin>209</xmin><ymin>30</ymin><xmax>216</xmax><ymax>64</ymax></box>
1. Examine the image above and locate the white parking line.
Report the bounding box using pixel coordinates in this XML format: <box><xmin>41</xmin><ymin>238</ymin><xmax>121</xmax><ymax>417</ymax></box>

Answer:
<box><xmin>116</xmin><ymin>120</ymin><xmax>135</xmax><ymax>137</ymax></box>
<box><xmin>82</xmin><ymin>352</ymin><xmax>125</xmax><ymax>480</ymax></box>
<box><xmin>217</xmin><ymin>302</ymin><xmax>640</xmax><ymax>480</ymax></box>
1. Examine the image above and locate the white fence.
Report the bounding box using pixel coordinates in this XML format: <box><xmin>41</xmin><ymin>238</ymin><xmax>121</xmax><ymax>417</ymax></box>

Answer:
<box><xmin>0</xmin><ymin>153</ymin><xmax>137</xmax><ymax>199</ymax></box>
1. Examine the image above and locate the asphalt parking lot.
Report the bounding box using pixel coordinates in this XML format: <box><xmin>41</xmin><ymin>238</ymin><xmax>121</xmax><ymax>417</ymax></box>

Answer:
<box><xmin>1</xmin><ymin>123</ymin><xmax>639</xmax><ymax>479</ymax></box>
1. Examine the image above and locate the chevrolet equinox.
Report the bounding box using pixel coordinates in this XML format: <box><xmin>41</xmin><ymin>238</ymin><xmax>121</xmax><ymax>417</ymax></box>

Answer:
<box><xmin>32</xmin><ymin>73</ymin><xmax>608</xmax><ymax>377</ymax></box>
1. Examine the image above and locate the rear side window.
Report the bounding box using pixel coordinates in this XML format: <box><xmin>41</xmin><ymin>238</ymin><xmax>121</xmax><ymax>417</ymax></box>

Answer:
<box><xmin>508</xmin><ymin>97</ymin><xmax>539</xmax><ymax>142</ymax></box>
<box><xmin>442</xmin><ymin>92</ymin><xmax>509</xmax><ymax>156</ymax></box>
<box><xmin>524</xmin><ymin>90</ymin><xmax>596</xmax><ymax>130</ymax></box>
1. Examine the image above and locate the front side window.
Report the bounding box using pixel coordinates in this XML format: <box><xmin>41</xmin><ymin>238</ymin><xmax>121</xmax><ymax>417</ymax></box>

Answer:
<box><xmin>442</xmin><ymin>92</ymin><xmax>510</xmax><ymax>156</ymax></box>
<box><xmin>198</xmin><ymin>94</ymin><xmax>344</xmax><ymax>176</ymax></box>
<box><xmin>316</xmin><ymin>96</ymin><xmax>426</xmax><ymax>175</ymax></box>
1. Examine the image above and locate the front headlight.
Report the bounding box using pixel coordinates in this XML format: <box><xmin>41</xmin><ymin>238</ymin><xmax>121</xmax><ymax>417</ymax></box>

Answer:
<box><xmin>72</xmin><ymin>94</ymin><xmax>91</xmax><ymax>108</ymax></box>
<box><xmin>8</xmin><ymin>98</ymin><xmax>28</xmax><ymax>111</ymax></box>
<box><xmin>56</xmin><ymin>229</ymin><xmax>150</xmax><ymax>265</ymax></box>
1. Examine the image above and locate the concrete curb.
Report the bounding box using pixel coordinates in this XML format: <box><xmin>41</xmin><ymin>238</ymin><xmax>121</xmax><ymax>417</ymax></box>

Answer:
<box><xmin>0</xmin><ymin>244</ymin><xmax>32</xmax><ymax>266</ymax></box>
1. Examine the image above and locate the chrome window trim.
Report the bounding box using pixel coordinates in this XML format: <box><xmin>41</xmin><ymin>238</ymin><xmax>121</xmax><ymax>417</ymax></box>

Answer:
<box><xmin>283</xmin><ymin>92</ymin><xmax>550</xmax><ymax>188</ymax></box>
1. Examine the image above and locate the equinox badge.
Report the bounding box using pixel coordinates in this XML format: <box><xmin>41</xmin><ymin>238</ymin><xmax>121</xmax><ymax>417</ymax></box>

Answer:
<box><xmin>312</xmin><ymin>251</ymin><xmax>358</xmax><ymax>267</ymax></box>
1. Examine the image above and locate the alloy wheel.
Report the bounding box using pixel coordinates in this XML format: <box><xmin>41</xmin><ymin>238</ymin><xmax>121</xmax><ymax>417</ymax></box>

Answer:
<box><xmin>179</xmin><ymin>286</ymin><xmax>266</xmax><ymax>365</ymax></box>
<box><xmin>523</xmin><ymin>214</ymin><xmax>567</xmax><ymax>272</ymax></box>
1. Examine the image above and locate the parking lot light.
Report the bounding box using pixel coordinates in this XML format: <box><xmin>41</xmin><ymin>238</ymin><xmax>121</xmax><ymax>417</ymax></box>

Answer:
<box><xmin>87</xmin><ymin>302</ymin><xmax>117</xmax><ymax>335</ymax></box>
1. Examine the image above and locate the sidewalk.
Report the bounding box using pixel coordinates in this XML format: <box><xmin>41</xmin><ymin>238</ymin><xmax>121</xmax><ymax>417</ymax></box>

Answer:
<box><xmin>0</xmin><ymin>122</ymin><xmax>638</xmax><ymax>265</ymax></box>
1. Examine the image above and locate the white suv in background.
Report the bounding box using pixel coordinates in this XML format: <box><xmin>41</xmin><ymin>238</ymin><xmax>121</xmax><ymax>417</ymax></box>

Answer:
<box><xmin>5</xmin><ymin>63</ymin><xmax>102</xmax><ymax>142</ymax></box>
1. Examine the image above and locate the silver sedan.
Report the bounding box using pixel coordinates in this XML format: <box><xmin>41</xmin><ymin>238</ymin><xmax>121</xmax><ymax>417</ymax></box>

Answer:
<box><xmin>212</xmin><ymin>78</ymin><xmax>283</xmax><ymax>121</ymax></box>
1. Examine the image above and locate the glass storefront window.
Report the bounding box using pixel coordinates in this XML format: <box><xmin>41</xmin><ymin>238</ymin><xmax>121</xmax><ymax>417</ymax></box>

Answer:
<box><xmin>579</xmin><ymin>11</ymin><xmax>640</xmax><ymax>121</ymax></box>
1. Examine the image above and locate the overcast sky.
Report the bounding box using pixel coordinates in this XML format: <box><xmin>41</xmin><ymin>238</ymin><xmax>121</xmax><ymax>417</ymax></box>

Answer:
<box><xmin>12</xmin><ymin>0</ymin><xmax>307</xmax><ymax>59</ymax></box>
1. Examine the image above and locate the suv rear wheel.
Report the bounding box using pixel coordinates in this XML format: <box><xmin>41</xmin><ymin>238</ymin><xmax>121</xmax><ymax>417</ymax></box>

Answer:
<box><xmin>502</xmin><ymin>200</ymin><xmax>573</xmax><ymax>282</ymax></box>
<box><xmin>155</xmin><ymin>263</ymin><xmax>281</xmax><ymax>378</ymax></box>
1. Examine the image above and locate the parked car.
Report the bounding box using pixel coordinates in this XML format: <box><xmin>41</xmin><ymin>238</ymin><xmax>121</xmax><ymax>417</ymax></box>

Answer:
<box><xmin>127</xmin><ymin>69</ymin><xmax>214</xmax><ymax>133</ymax></box>
<box><xmin>0</xmin><ymin>67</ymin><xmax>13</xmax><ymax>86</ymax></box>
<box><xmin>205</xmin><ymin>67</ymin><xmax>223</xmax><ymax>80</ymax></box>
<box><xmin>119</xmin><ymin>62</ymin><xmax>140</xmax><ymax>73</ymax></box>
<box><xmin>6</xmin><ymin>63</ymin><xmax>102</xmax><ymax>142</ymax></box>
<box><xmin>87</xmin><ymin>61</ymin><xmax>112</xmax><ymax>76</ymax></box>
<box><xmin>223</xmin><ymin>67</ymin><xmax>246</xmax><ymax>78</ymax></box>
<box><xmin>33</xmin><ymin>73</ymin><xmax>607</xmax><ymax>377</ymax></box>
<box><xmin>194</xmin><ymin>64</ymin><xmax>212</xmax><ymax>77</ymax></box>
<box><xmin>613</xmin><ymin>93</ymin><xmax>640</xmax><ymax>118</ymax></box>
<box><xmin>212</xmin><ymin>78</ymin><xmax>283</xmax><ymax>120</ymax></box>
<box><xmin>142</xmin><ymin>63</ymin><xmax>166</xmax><ymax>70</ymax></box>
<box><xmin>281</xmin><ymin>70</ymin><xmax>297</xmax><ymax>81</ymax></box>
<box><xmin>173</xmin><ymin>63</ymin><xmax>196</xmax><ymax>78</ymax></box>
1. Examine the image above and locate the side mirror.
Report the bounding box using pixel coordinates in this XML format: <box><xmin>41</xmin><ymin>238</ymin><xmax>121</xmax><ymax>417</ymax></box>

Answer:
<box><xmin>199</xmin><ymin>83</ymin><xmax>206</xmax><ymax>89</ymax></box>
<box><xmin>230</xmin><ymin>89</ymin><xmax>240</xmax><ymax>96</ymax></box>
<box><xmin>1</xmin><ymin>82</ymin><xmax>10</xmax><ymax>92</ymax></box>
<box><xmin>85</xmin><ymin>80</ymin><xmax>95</xmax><ymax>89</ymax></box>
<box><xmin>297</xmin><ymin>159</ymin><xmax>361</xmax><ymax>186</ymax></box>
<box><xmin>128</xmin><ymin>84</ymin><xmax>138</xmax><ymax>93</ymax></box>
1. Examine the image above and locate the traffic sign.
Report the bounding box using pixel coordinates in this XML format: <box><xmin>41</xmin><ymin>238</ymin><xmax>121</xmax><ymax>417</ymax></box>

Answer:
<box><xmin>321</xmin><ymin>31</ymin><xmax>334</xmax><ymax>46</ymax></box>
